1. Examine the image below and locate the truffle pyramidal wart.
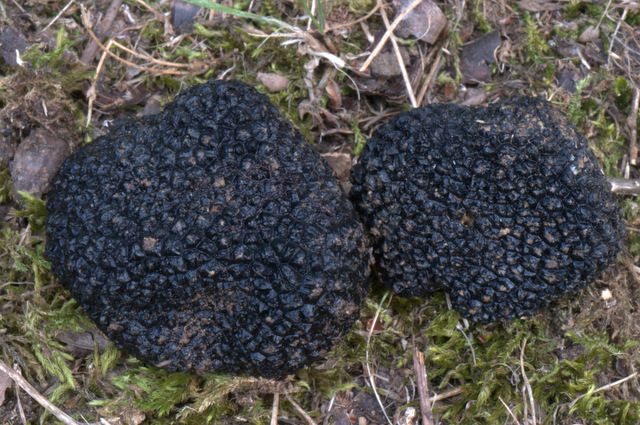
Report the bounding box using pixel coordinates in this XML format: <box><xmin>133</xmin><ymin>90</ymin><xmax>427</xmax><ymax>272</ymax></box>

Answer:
<box><xmin>45</xmin><ymin>80</ymin><xmax>370</xmax><ymax>378</ymax></box>
<box><xmin>350</xmin><ymin>96</ymin><xmax>625</xmax><ymax>323</ymax></box>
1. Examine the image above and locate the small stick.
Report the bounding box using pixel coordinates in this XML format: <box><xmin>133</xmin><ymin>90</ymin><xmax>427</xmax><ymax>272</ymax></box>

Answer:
<box><xmin>430</xmin><ymin>387</ymin><xmax>462</xmax><ymax>403</ymax></box>
<box><xmin>412</xmin><ymin>334</ymin><xmax>434</xmax><ymax>425</ymax></box>
<box><xmin>81</xmin><ymin>0</ymin><xmax>123</xmax><ymax>64</ymax></box>
<box><xmin>0</xmin><ymin>360</ymin><xmax>81</xmax><ymax>425</ymax></box>
<box><xmin>520</xmin><ymin>339</ymin><xmax>537</xmax><ymax>425</ymax></box>
<box><xmin>628</xmin><ymin>86</ymin><xmax>640</xmax><ymax>165</ymax></box>
<box><xmin>270</xmin><ymin>393</ymin><xmax>279</xmax><ymax>425</ymax></box>
<box><xmin>359</xmin><ymin>0</ymin><xmax>424</xmax><ymax>72</ymax></box>
<box><xmin>377</xmin><ymin>0</ymin><xmax>417</xmax><ymax>107</ymax></box>
<box><xmin>285</xmin><ymin>393</ymin><xmax>318</xmax><ymax>425</ymax></box>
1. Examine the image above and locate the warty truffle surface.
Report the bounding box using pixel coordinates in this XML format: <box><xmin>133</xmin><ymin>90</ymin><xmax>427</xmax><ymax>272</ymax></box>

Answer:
<box><xmin>46</xmin><ymin>80</ymin><xmax>370</xmax><ymax>378</ymax></box>
<box><xmin>350</xmin><ymin>96</ymin><xmax>624</xmax><ymax>322</ymax></box>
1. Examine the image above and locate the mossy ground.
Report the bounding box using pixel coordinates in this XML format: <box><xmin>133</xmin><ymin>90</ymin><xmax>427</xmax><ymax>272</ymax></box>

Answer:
<box><xmin>1</xmin><ymin>0</ymin><xmax>640</xmax><ymax>424</ymax></box>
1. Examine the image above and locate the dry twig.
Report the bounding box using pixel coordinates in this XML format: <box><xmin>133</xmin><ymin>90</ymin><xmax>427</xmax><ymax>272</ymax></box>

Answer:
<box><xmin>81</xmin><ymin>0</ymin><xmax>123</xmax><ymax>64</ymax></box>
<box><xmin>412</xmin><ymin>335</ymin><xmax>434</xmax><ymax>425</ymax></box>
<box><xmin>285</xmin><ymin>393</ymin><xmax>318</xmax><ymax>425</ymax></box>
<box><xmin>359</xmin><ymin>0</ymin><xmax>424</xmax><ymax>72</ymax></box>
<box><xmin>0</xmin><ymin>360</ymin><xmax>81</xmax><ymax>425</ymax></box>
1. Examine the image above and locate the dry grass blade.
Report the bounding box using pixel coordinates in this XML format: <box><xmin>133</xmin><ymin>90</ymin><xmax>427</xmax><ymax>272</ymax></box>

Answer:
<box><xmin>568</xmin><ymin>372</ymin><xmax>639</xmax><ymax>411</ymax></box>
<box><xmin>365</xmin><ymin>291</ymin><xmax>393</xmax><ymax>425</ymax></box>
<box><xmin>628</xmin><ymin>85</ymin><xmax>640</xmax><ymax>165</ymax></box>
<box><xmin>0</xmin><ymin>360</ymin><xmax>82</xmax><ymax>425</ymax></box>
<box><xmin>359</xmin><ymin>0</ymin><xmax>424</xmax><ymax>72</ymax></box>
<box><xmin>80</xmin><ymin>5</ymin><xmax>206</xmax><ymax>76</ymax></box>
<box><xmin>377</xmin><ymin>0</ymin><xmax>418</xmax><ymax>107</ymax></box>
<box><xmin>520</xmin><ymin>339</ymin><xmax>537</xmax><ymax>425</ymax></box>
<box><xmin>499</xmin><ymin>397</ymin><xmax>522</xmax><ymax>425</ymax></box>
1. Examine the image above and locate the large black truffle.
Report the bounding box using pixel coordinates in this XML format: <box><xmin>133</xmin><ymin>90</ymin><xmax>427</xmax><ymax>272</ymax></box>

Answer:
<box><xmin>350</xmin><ymin>96</ymin><xmax>624</xmax><ymax>322</ymax></box>
<box><xmin>46</xmin><ymin>80</ymin><xmax>370</xmax><ymax>378</ymax></box>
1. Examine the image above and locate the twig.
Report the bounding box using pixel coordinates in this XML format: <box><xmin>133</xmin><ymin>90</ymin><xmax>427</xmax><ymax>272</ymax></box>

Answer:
<box><xmin>568</xmin><ymin>372</ymin><xmax>638</xmax><ymax>411</ymax></box>
<box><xmin>628</xmin><ymin>85</ymin><xmax>640</xmax><ymax>165</ymax></box>
<box><xmin>0</xmin><ymin>360</ymin><xmax>81</xmax><ymax>425</ymax></box>
<box><xmin>270</xmin><ymin>393</ymin><xmax>279</xmax><ymax>425</ymax></box>
<box><xmin>285</xmin><ymin>393</ymin><xmax>318</xmax><ymax>425</ymax></box>
<box><xmin>42</xmin><ymin>0</ymin><xmax>76</xmax><ymax>32</ymax></box>
<box><xmin>520</xmin><ymin>339</ymin><xmax>537</xmax><ymax>425</ymax></box>
<box><xmin>359</xmin><ymin>0</ymin><xmax>424</xmax><ymax>72</ymax></box>
<box><xmin>608</xmin><ymin>177</ymin><xmax>640</xmax><ymax>195</ymax></box>
<box><xmin>85</xmin><ymin>36</ymin><xmax>112</xmax><ymax>127</ymax></box>
<box><xmin>81</xmin><ymin>0</ymin><xmax>123</xmax><ymax>64</ymax></box>
<box><xmin>430</xmin><ymin>387</ymin><xmax>463</xmax><ymax>403</ymax></box>
<box><xmin>377</xmin><ymin>0</ymin><xmax>417</xmax><ymax>107</ymax></box>
<box><xmin>412</xmin><ymin>334</ymin><xmax>434</xmax><ymax>425</ymax></box>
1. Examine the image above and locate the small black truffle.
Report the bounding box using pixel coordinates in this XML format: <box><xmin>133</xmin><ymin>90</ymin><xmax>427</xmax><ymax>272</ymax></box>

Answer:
<box><xmin>46</xmin><ymin>80</ymin><xmax>370</xmax><ymax>378</ymax></box>
<box><xmin>350</xmin><ymin>97</ymin><xmax>624</xmax><ymax>322</ymax></box>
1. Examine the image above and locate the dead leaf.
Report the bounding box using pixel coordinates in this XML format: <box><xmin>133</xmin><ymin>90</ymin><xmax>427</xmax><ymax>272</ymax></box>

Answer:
<box><xmin>577</xmin><ymin>25</ymin><xmax>599</xmax><ymax>43</ymax></box>
<box><xmin>171</xmin><ymin>0</ymin><xmax>203</xmax><ymax>33</ymax></box>
<box><xmin>393</xmin><ymin>0</ymin><xmax>447</xmax><ymax>44</ymax></box>
<box><xmin>0</xmin><ymin>368</ymin><xmax>11</xmax><ymax>406</ymax></box>
<box><xmin>321</xmin><ymin>153</ymin><xmax>352</xmax><ymax>182</ymax></box>
<box><xmin>516</xmin><ymin>0</ymin><xmax>563</xmax><ymax>12</ymax></box>
<box><xmin>325</xmin><ymin>80</ymin><xmax>342</xmax><ymax>108</ymax></box>
<box><xmin>460</xmin><ymin>30</ymin><xmax>501</xmax><ymax>84</ymax></box>
<box><xmin>460</xmin><ymin>88</ymin><xmax>489</xmax><ymax>106</ymax></box>
<box><xmin>256</xmin><ymin>72</ymin><xmax>290</xmax><ymax>92</ymax></box>
<box><xmin>56</xmin><ymin>329</ymin><xmax>111</xmax><ymax>352</ymax></box>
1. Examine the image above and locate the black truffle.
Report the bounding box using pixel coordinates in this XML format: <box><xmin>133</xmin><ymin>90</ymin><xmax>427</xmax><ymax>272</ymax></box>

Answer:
<box><xmin>350</xmin><ymin>96</ymin><xmax>624</xmax><ymax>322</ymax></box>
<box><xmin>46</xmin><ymin>80</ymin><xmax>370</xmax><ymax>378</ymax></box>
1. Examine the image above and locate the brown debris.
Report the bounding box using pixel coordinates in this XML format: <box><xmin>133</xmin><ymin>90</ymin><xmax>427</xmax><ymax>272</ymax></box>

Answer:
<box><xmin>9</xmin><ymin>128</ymin><xmax>71</xmax><ymax>198</ymax></box>
<box><xmin>257</xmin><ymin>72</ymin><xmax>290</xmax><ymax>92</ymax></box>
